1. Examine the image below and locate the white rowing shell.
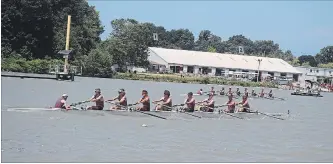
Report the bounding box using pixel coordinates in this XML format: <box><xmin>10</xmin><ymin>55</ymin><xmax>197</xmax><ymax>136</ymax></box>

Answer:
<box><xmin>6</xmin><ymin>107</ymin><xmax>61</xmax><ymax>112</ymax></box>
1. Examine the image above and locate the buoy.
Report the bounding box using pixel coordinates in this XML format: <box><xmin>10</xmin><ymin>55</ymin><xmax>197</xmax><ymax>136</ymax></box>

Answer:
<box><xmin>142</xmin><ymin>124</ymin><xmax>147</xmax><ymax>127</ymax></box>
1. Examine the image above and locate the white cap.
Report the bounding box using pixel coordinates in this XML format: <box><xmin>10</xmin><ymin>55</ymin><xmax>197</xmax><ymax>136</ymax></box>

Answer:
<box><xmin>62</xmin><ymin>94</ymin><xmax>68</xmax><ymax>97</ymax></box>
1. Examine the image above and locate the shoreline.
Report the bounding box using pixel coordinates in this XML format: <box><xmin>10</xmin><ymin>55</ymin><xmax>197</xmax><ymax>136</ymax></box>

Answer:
<box><xmin>1</xmin><ymin>71</ymin><xmax>278</xmax><ymax>88</ymax></box>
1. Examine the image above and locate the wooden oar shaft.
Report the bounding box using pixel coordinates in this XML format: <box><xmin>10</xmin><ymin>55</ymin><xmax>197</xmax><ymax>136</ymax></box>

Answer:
<box><xmin>157</xmin><ymin>104</ymin><xmax>201</xmax><ymax>118</ymax></box>
<box><xmin>242</xmin><ymin>107</ymin><xmax>284</xmax><ymax>120</ymax></box>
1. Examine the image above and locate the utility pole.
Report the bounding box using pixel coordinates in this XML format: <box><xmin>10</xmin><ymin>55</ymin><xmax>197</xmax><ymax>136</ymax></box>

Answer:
<box><xmin>257</xmin><ymin>59</ymin><xmax>262</xmax><ymax>82</ymax></box>
<box><xmin>64</xmin><ymin>15</ymin><xmax>71</xmax><ymax>73</ymax></box>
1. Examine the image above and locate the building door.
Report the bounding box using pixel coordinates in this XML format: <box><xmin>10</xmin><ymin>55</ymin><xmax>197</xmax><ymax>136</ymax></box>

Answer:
<box><xmin>293</xmin><ymin>74</ymin><xmax>299</xmax><ymax>82</ymax></box>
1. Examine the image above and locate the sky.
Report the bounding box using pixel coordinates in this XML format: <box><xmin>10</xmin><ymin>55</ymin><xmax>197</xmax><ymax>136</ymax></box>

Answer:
<box><xmin>88</xmin><ymin>1</ymin><xmax>333</xmax><ymax>56</ymax></box>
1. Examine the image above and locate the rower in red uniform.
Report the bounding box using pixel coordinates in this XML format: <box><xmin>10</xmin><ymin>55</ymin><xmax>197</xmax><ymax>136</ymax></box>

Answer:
<box><xmin>183</xmin><ymin>92</ymin><xmax>195</xmax><ymax>112</ymax></box>
<box><xmin>87</xmin><ymin>88</ymin><xmax>104</xmax><ymax>110</ymax></box>
<box><xmin>237</xmin><ymin>95</ymin><xmax>250</xmax><ymax>112</ymax></box>
<box><xmin>54</xmin><ymin>94</ymin><xmax>71</xmax><ymax>110</ymax></box>
<box><xmin>153</xmin><ymin>90</ymin><xmax>172</xmax><ymax>111</ymax></box>
<box><xmin>198</xmin><ymin>93</ymin><xmax>215</xmax><ymax>112</ymax></box>
<box><xmin>197</xmin><ymin>89</ymin><xmax>203</xmax><ymax>95</ymax></box>
<box><xmin>136</xmin><ymin>90</ymin><xmax>150</xmax><ymax>111</ymax></box>
<box><xmin>259</xmin><ymin>88</ymin><xmax>265</xmax><ymax>98</ymax></box>
<box><xmin>224</xmin><ymin>94</ymin><xmax>236</xmax><ymax>113</ymax></box>
<box><xmin>107</xmin><ymin>89</ymin><xmax>127</xmax><ymax>110</ymax></box>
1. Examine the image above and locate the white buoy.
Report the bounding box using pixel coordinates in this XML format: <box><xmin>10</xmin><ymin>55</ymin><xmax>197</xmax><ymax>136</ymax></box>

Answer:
<box><xmin>142</xmin><ymin>124</ymin><xmax>147</xmax><ymax>127</ymax></box>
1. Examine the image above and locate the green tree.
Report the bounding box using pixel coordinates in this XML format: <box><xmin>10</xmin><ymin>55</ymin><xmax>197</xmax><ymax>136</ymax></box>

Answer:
<box><xmin>315</xmin><ymin>46</ymin><xmax>333</xmax><ymax>64</ymax></box>
<box><xmin>207</xmin><ymin>46</ymin><xmax>217</xmax><ymax>53</ymax></box>
<box><xmin>298</xmin><ymin>55</ymin><xmax>318</xmax><ymax>67</ymax></box>
<box><xmin>1</xmin><ymin>0</ymin><xmax>104</xmax><ymax>59</ymax></box>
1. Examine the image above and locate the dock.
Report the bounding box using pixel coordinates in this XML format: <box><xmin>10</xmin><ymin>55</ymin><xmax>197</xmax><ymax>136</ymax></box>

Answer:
<box><xmin>1</xmin><ymin>72</ymin><xmax>57</xmax><ymax>80</ymax></box>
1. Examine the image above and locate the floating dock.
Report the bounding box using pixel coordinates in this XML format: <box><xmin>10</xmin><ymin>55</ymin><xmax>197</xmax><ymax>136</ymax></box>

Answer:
<box><xmin>1</xmin><ymin>72</ymin><xmax>57</xmax><ymax>80</ymax></box>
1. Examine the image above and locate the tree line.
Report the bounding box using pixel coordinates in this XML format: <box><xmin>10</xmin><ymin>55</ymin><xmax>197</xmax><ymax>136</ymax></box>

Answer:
<box><xmin>2</xmin><ymin>0</ymin><xmax>333</xmax><ymax>77</ymax></box>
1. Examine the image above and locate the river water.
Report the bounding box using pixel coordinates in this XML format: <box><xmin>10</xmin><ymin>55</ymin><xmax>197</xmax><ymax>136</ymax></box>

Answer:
<box><xmin>1</xmin><ymin>76</ymin><xmax>333</xmax><ymax>162</ymax></box>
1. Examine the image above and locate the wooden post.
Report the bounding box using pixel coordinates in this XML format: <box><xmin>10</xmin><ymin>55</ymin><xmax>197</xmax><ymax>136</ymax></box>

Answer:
<box><xmin>64</xmin><ymin>15</ymin><xmax>71</xmax><ymax>73</ymax></box>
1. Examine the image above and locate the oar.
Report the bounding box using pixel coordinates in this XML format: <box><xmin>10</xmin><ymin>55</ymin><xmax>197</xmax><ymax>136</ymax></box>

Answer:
<box><xmin>121</xmin><ymin>102</ymin><xmax>167</xmax><ymax>120</ymax></box>
<box><xmin>154</xmin><ymin>102</ymin><xmax>201</xmax><ymax>118</ymax></box>
<box><xmin>69</xmin><ymin>100</ymin><xmax>90</xmax><ymax>107</ymax></box>
<box><xmin>242</xmin><ymin>106</ymin><xmax>285</xmax><ymax>120</ymax></box>
<box><xmin>216</xmin><ymin>105</ymin><xmax>244</xmax><ymax>119</ymax></box>
<box><xmin>105</xmin><ymin>101</ymin><xmax>138</xmax><ymax>110</ymax></box>
<box><xmin>65</xmin><ymin>100</ymin><xmax>90</xmax><ymax>110</ymax></box>
<box><xmin>197</xmin><ymin>104</ymin><xmax>244</xmax><ymax>119</ymax></box>
<box><xmin>172</xmin><ymin>104</ymin><xmax>202</xmax><ymax>118</ymax></box>
<box><xmin>273</xmin><ymin>96</ymin><xmax>285</xmax><ymax>101</ymax></box>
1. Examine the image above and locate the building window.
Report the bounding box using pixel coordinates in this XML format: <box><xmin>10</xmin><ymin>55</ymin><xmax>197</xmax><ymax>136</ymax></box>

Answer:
<box><xmin>187</xmin><ymin>66</ymin><xmax>194</xmax><ymax>73</ymax></box>
<box><xmin>329</xmin><ymin>71</ymin><xmax>332</xmax><ymax>74</ymax></box>
<box><xmin>316</xmin><ymin>70</ymin><xmax>319</xmax><ymax>73</ymax></box>
<box><xmin>281</xmin><ymin>73</ymin><xmax>287</xmax><ymax>77</ymax></box>
<box><xmin>310</xmin><ymin>69</ymin><xmax>312</xmax><ymax>73</ymax></box>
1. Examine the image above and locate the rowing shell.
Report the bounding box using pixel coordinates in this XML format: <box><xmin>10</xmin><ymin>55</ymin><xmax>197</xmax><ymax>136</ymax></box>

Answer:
<box><xmin>106</xmin><ymin>109</ymin><xmax>283</xmax><ymax>119</ymax></box>
<box><xmin>6</xmin><ymin>107</ymin><xmax>284</xmax><ymax>119</ymax></box>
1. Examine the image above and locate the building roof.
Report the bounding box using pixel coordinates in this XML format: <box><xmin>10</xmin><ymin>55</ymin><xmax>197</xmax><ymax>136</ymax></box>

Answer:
<box><xmin>148</xmin><ymin>47</ymin><xmax>302</xmax><ymax>74</ymax></box>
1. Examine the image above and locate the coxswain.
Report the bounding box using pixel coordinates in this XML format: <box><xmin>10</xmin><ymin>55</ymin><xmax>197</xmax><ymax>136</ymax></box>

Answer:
<box><xmin>54</xmin><ymin>94</ymin><xmax>71</xmax><ymax>110</ymax></box>
<box><xmin>210</xmin><ymin>87</ymin><xmax>215</xmax><ymax>95</ymax></box>
<box><xmin>136</xmin><ymin>90</ymin><xmax>150</xmax><ymax>111</ymax></box>
<box><xmin>107</xmin><ymin>89</ymin><xmax>127</xmax><ymax>110</ymax></box>
<box><xmin>236</xmin><ymin>87</ymin><xmax>241</xmax><ymax>96</ymax></box>
<box><xmin>153</xmin><ymin>90</ymin><xmax>172</xmax><ymax>111</ymax></box>
<box><xmin>219</xmin><ymin>87</ymin><xmax>225</xmax><ymax>95</ymax></box>
<box><xmin>268</xmin><ymin>89</ymin><xmax>273</xmax><ymax>98</ymax></box>
<box><xmin>244</xmin><ymin>88</ymin><xmax>249</xmax><ymax>97</ymax></box>
<box><xmin>198</xmin><ymin>93</ymin><xmax>215</xmax><ymax>112</ymax></box>
<box><xmin>197</xmin><ymin>89</ymin><xmax>203</xmax><ymax>95</ymax></box>
<box><xmin>251</xmin><ymin>89</ymin><xmax>257</xmax><ymax>96</ymax></box>
<box><xmin>224</xmin><ymin>94</ymin><xmax>236</xmax><ymax>113</ymax></box>
<box><xmin>237</xmin><ymin>95</ymin><xmax>250</xmax><ymax>112</ymax></box>
<box><xmin>183</xmin><ymin>92</ymin><xmax>195</xmax><ymax>112</ymax></box>
<box><xmin>87</xmin><ymin>88</ymin><xmax>104</xmax><ymax>110</ymax></box>
<box><xmin>259</xmin><ymin>88</ymin><xmax>265</xmax><ymax>98</ymax></box>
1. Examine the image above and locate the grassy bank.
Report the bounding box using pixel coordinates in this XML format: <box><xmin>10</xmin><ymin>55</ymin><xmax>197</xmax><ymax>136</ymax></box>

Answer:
<box><xmin>1</xmin><ymin>58</ymin><xmax>277</xmax><ymax>88</ymax></box>
<box><xmin>114</xmin><ymin>73</ymin><xmax>278</xmax><ymax>88</ymax></box>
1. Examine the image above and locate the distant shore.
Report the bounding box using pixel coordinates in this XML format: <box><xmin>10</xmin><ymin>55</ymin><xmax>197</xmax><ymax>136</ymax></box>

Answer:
<box><xmin>1</xmin><ymin>71</ymin><xmax>278</xmax><ymax>88</ymax></box>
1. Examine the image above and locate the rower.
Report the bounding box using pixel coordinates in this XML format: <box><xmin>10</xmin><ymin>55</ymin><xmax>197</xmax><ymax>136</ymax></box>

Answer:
<box><xmin>224</xmin><ymin>94</ymin><xmax>236</xmax><ymax>113</ymax></box>
<box><xmin>54</xmin><ymin>94</ymin><xmax>71</xmax><ymax>110</ymax></box>
<box><xmin>198</xmin><ymin>93</ymin><xmax>215</xmax><ymax>112</ymax></box>
<box><xmin>183</xmin><ymin>92</ymin><xmax>195</xmax><ymax>112</ymax></box>
<box><xmin>251</xmin><ymin>89</ymin><xmax>257</xmax><ymax>96</ymax></box>
<box><xmin>197</xmin><ymin>89</ymin><xmax>203</xmax><ymax>95</ymax></box>
<box><xmin>136</xmin><ymin>90</ymin><xmax>150</xmax><ymax>111</ymax></box>
<box><xmin>107</xmin><ymin>89</ymin><xmax>127</xmax><ymax>110</ymax></box>
<box><xmin>268</xmin><ymin>89</ymin><xmax>273</xmax><ymax>98</ymax></box>
<box><xmin>228</xmin><ymin>87</ymin><xmax>233</xmax><ymax>95</ymax></box>
<box><xmin>219</xmin><ymin>87</ymin><xmax>225</xmax><ymax>95</ymax></box>
<box><xmin>210</xmin><ymin>87</ymin><xmax>215</xmax><ymax>95</ymax></box>
<box><xmin>87</xmin><ymin>88</ymin><xmax>104</xmax><ymax>110</ymax></box>
<box><xmin>236</xmin><ymin>87</ymin><xmax>241</xmax><ymax>96</ymax></box>
<box><xmin>153</xmin><ymin>90</ymin><xmax>172</xmax><ymax>111</ymax></box>
<box><xmin>237</xmin><ymin>95</ymin><xmax>250</xmax><ymax>112</ymax></box>
<box><xmin>259</xmin><ymin>88</ymin><xmax>265</xmax><ymax>97</ymax></box>
<box><xmin>244</xmin><ymin>88</ymin><xmax>249</xmax><ymax>97</ymax></box>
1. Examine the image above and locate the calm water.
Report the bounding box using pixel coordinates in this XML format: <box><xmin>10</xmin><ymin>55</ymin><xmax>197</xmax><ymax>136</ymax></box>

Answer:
<box><xmin>1</xmin><ymin>76</ymin><xmax>333</xmax><ymax>162</ymax></box>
